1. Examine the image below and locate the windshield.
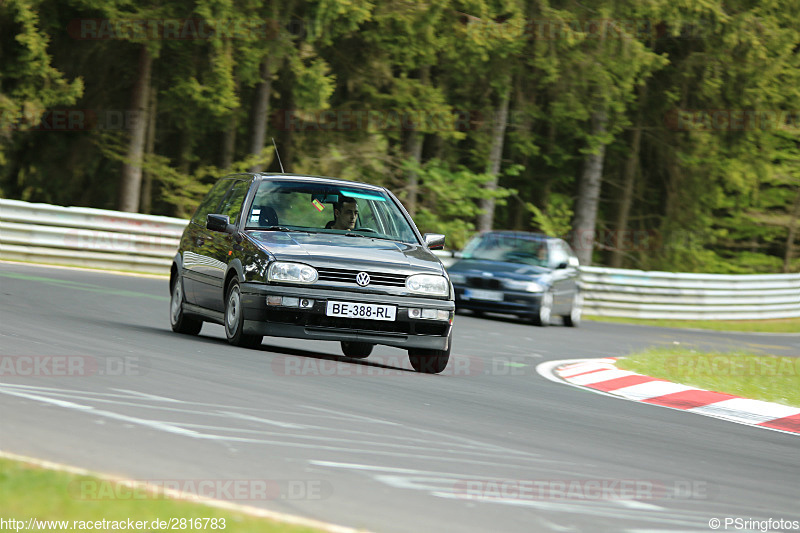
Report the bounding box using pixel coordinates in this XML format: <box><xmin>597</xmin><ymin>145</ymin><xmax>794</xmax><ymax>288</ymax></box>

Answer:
<box><xmin>462</xmin><ymin>233</ymin><xmax>549</xmax><ymax>266</ymax></box>
<box><xmin>246</xmin><ymin>180</ymin><xmax>418</xmax><ymax>244</ymax></box>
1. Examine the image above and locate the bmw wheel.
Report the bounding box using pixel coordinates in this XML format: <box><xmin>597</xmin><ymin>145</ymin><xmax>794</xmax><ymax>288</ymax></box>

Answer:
<box><xmin>225</xmin><ymin>280</ymin><xmax>263</xmax><ymax>348</ymax></box>
<box><xmin>562</xmin><ymin>291</ymin><xmax>583</xmax><ymax>327</ymax></box>
<box><xmin>532</xmin><ymin>291</ymin><xmax>552</xmax><ymax>327</ymax></box>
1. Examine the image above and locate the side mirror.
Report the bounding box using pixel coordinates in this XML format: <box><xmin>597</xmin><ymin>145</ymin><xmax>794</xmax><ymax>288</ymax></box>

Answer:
<box><xmin>207</xmin><ymin>214</ymin><xmax>236</xmax><ymax>235</ymax></box>
<box><xmin>568</xmin><ymin>256</ymin><xmax>580</xmax><ymax>268</ymax></box>
<box><xmin>423</xmin><ymin>233</ymin><xmax>446</xmax><ymax>250</ymax></box>
<box><xmin>556</xmin><ymin>261</ymin><xmax>569</xmax><ymax>270</ymax></box>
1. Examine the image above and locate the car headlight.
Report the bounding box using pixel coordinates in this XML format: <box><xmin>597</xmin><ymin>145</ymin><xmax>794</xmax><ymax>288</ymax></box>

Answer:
<box><xmin>268</xmin><ymin>262</ymin><xmax>318</xmax><ymax>284</ymax></box>
<box><xmin>504</xmin><ymin>279</ymin><xmax>544</xmax><ymax>292</ymax></box>
<box><xmin>448</xmin><ymin>273</ymin><xmax>467</xmax><ymax>284</ymax></box>
<box><xmin>406</xmin><ymin>274</ymin><xmax>449</xmax><ymax>296</ymax></box>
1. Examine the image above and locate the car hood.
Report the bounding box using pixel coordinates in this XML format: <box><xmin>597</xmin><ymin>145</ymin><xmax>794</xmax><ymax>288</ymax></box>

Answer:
<box><xmin>448</xmin><ymin>258</ymin><xmax>550</xmax><ymax>280</ymax></box>
<box><xmin>248</xmin><ymin>231</ymin><xmax>445</xmax><ymax>274</ymax></box>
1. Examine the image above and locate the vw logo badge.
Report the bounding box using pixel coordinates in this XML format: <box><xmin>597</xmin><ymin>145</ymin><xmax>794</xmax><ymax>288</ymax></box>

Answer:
<box><xmin>356</xmin><ymin>272</ymin><xmax>370</xmax><ymax>287</ymax></box>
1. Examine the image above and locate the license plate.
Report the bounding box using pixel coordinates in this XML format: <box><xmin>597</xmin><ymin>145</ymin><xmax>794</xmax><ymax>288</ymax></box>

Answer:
<box><xmin>464</xmin><ymin>289</ymin><xmax>504</xmax><ymax>302</ymax></box>
<box><xmin>326</xmin><ymin>301</ymin><xmax>396</xmax><ymax>321</ymax></box>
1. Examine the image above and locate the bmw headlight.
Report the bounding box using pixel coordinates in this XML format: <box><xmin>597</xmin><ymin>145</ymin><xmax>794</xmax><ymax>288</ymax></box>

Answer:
<box><xmin>448</xmin><ymin>273</ymin><xmax>467</xmax><ymax>285</ymax></box>
<box><xmin>268</xmin><ymin>262</ymin><xmax>318</xmax><ymax>284</ymax></box>
<box><xmin>504</xmin><ymin>279</ymin><xmax>544</xmax><ymax>292</ymax></box>
<box><xmin>406</xmin><ymin>274</ymin><xmax>449</xmax><ymax>297</ymax></box>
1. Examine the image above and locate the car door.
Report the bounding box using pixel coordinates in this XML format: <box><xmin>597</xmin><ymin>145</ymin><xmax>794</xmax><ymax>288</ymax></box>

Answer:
<box><xmin>550</xmin><ymin>239</ymin><xmax>579</xmax><ymax>313</ymax></box>
<box><xmin>193</xmin><ymin>178</ymin><xmax>252</xmax><ymax>312</ymax></box>
<box><xmin>182</xmin><ymin>179</ymin><xmax>235</xmax><ymax>305</ymax></box>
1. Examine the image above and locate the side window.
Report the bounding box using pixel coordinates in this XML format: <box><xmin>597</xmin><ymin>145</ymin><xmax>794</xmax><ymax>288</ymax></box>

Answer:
<box><xmin>190</xmin><ymin>179</ymin><xmax>233</xmax><ymax>226</ymax></box>
<box><xmin>548</xmin><ymin>241</ymin><xmax>569</xmax><ymax>269</ymax></box>
<box><xmin>217</xmin><ymin>180</ymin><xmax>251</xmax><ymax>225</ymax></box>
<box><xmin>563</xmin><ymin>241</ymin><xmax>579</xmax><ymax>266</ymax></box>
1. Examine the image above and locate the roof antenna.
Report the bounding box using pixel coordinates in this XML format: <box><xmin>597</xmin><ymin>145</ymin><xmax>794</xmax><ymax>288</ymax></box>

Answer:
<box><xmin>272</xmin><ymin>138</ymin><xmax>285</xmax><ymax>173</ymax></box>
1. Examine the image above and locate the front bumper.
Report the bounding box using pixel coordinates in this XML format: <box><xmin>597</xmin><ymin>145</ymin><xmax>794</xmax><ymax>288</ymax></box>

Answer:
<box><xmin>240</xmin><ymin>283</ymin><xmax>454</xmax><ymax>350</ymax></box>
<box><xmin>454</xmin><ymin>286</ymin><xmax>545</xmax><ymax>317</ymax></box>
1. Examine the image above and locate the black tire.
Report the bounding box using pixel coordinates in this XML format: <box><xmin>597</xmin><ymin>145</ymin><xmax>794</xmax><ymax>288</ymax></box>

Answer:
<box><xmin>170</xmin><ymin>273</ymin><xmax>202</xmax><ymax>335</ymax></box>
<box><xmin>408</xmin><ymin>335</ymin><xmax>452</xmax><ymax>374</ymax></box>
<box><xmin>531</xmin><ymin>291</ymin><xmax>552</xmax><ymax>327</ymax></box>
<box><xmin>341</xmin><ymin>341</ymin><xmax>374</xmax><ymax>359</ymax></box>
<box><xmin>224</xmin><ymin>280</ymin><xmax>263</xmax><ymax>348</ymax></box>
<box><xmin>562</xmin><ymin>291</ymin><xmax>583</xmax><ymax>327</ymax></box>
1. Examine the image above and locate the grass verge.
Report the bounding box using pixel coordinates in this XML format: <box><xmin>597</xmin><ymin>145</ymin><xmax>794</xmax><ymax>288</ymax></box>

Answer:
<box><xmin>616</xmin><ymin>347</ymin><xmax>800</xmax><ymax>408</ymax></box>
<box><xmin>0</xmin><ymin>457</ymin><xmax>329</xmax><ymax>533</ymax></box>
<box><xmin>585</xmin><ymin>315</ymin><xmax>800</xmax><ymax>334</ymax></box>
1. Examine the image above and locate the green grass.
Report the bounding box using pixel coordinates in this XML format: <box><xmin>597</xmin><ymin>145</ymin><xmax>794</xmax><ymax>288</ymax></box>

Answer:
<box><xmin>616</xmin><ymin>347</ymin><xmax>800</xmax><ymax>408</ymax></box>
<box><xmin>0</xmin><ymin>458</ymin><xmax>328</xmax><ymax>533</ymax></box>
<box><xmin>0</xmin><ymin>258</ymin><xmax>169</xmax><ymax>278</ymax></box>
<box><xmin>585</xmin><ymin>314</ymin><xmax>800</xmax><ymax>333</ymax></box>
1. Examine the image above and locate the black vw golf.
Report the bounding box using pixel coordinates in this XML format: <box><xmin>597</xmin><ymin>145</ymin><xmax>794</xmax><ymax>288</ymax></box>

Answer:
<box><xmin>170</xmin><ymin>173</ymin><xmax>455</xmax><ymax>373</ymax></box>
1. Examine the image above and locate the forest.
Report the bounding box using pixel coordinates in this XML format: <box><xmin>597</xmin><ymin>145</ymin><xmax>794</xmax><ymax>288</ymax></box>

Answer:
<box><xmin>1</xmin><ymin>0</ymin><xmax>799</xmax><ymax>273</ymax></box>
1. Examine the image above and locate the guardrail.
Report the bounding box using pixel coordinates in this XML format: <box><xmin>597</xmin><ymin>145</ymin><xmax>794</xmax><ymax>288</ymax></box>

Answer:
<box><xmin>3</xmin><ymin>199</ymin><xmax>799</xmax><ymax>319</ymax></box>
<box><xmin>578</xmin><ymin>266</ymin><xmax>800</xmax><ymax>320</ymax></box>
<box><xmin>0</xmin><ymin>199</ymin><xmax>186</xmax><ymax>275</ymax></box>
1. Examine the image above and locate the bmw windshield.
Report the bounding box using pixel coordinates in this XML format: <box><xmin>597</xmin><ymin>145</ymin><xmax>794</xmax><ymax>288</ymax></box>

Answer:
<box><xmin>245</xmin><ymin>180</ymin><xmax>418</xmax><ymax>244</ymax></box>
<box><xmin>462</xmin><ymin>233</ymin><xmax>549</xmax><ymax>267</ymax></box>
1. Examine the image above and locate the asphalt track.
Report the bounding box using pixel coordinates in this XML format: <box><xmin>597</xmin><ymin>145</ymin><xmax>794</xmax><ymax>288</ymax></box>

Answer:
<box><xmin>1</xmin><ymin>261</ymin><xmax>799</xmax><ymax>533</ymax></box>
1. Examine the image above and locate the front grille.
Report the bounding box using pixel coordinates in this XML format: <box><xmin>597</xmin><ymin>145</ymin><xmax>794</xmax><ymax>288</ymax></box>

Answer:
<box><xmin>316</xmin><ymin>267</ymin><xmax>407</xmax><ymax>287</ymax></box>
<box><xmin>306</xmin><ymin>315</ymin><xmax>410</xmax><ymax>334</ymax></box>
<box><xmin>265</xmin><ymin>309</ymin><xmax>305</xmax><ymax>324</ymax></box>
<box><xmin>467</xmin><ymin>277</ymin><xmax>503</xmax><ymax>290</ymax></box>
<box><xmin>414</xmin><ymin>323</ymin><xmax>449</xmax><ymax>336</ymax></box>
<box><xmin>264</xmin><ymin>308</ymin><xmax>447</xmax><ymax>336</ymax></box>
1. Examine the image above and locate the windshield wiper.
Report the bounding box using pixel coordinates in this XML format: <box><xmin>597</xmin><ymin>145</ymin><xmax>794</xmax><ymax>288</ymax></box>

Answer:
<box><xmin>344</xmin><ymin>232</ymin><xmax>368</xmax><ymax>238</ymax></box>
<box><xmin>258</xmin><ymin>226</ymin><xmax>294</xmax><ymax>232</ymax></box>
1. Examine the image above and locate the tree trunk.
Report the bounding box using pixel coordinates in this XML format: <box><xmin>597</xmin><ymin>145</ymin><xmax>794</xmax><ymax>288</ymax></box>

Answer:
<box><xmin>117</xmin><ymin>45</ymin><xmax>152</xmax><ymax>212</ymax></box>
<box><xmin>177</xmin><ymin>129</ymin><xmax>193</xmax><ymax>175</ymax></box>
<box><xmin>139</xmin><ymin>88</ymin><xmax>157</xmax><ymax>214</ymax></box>
<box><xmin>249</xmin><ymin>57</ymin><xmax>273</xmax><ymax>172</ymax></box>
<box><xmin>477</xmin><ymin>85</ymin><xmax>511</xmax><ymax>232</ymax></box>
<box><xmin>221</xmin><ymin>78</ymin><xmax>239</xmax><ymax>170</ymax></box>
<box><xmin>404</xmin><ymin>132</ymin><xmax>424</xmax><ymax>215</ymax></box>
<box><xmin>571</xmin><ymin>110</ymin><xmax>608</xmax><ymax>266</ymax></box>
<box><xmin>610</xmin><ymin>92</ymin><xmax>644</xmax><ymax>268</ymax></box>
<box><xmin>784</xmin><ymin>187</ymin><xmax>800</xmax><ymax>272</ymax></box>
<box><xmin>221</xmin><ymin>112</ymin><xmax>237</xmax><ymax>170</ymax></box>
<box><xmin>403</xmin><ymin>66</ymin><xmax>429</xmax><ymax>216</ymax></box>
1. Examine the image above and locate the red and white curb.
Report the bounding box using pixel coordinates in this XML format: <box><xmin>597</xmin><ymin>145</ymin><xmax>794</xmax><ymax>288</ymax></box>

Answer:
<box><xmin>537</xmin><ymin>358</ymin><xmax>800</xmax><ymax>436</ymax></box>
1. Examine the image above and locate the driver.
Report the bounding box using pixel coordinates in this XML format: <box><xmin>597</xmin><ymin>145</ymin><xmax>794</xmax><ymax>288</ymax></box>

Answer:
<box><xmin>326</xmin><ymin>196</ymin><xmax>358</xmax><ymax>230</ymax></box>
